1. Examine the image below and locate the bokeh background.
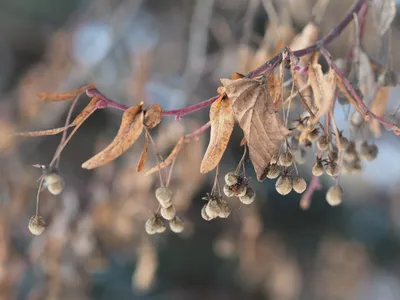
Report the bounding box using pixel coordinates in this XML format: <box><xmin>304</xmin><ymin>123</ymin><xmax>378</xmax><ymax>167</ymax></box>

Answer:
<box><xmin>1</xmin><ymin>0</ymin><xmax>400</xmax><ymax>299</ymax></box>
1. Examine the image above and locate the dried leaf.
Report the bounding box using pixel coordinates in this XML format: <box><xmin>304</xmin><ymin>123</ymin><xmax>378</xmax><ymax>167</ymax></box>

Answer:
<box><xmin>336</xmin><ymin>74</ymin><xmax>366</xmax><ymax>117</ymax></box>
<box><xmin>357</xmin><ymin>49</ymin><xmax>375</xmax><ymax>100</ymax></box>
<box><xmin>309</xmin><ymin>66</ymin><xmax>336</xmax><ymax>122</ymax></box>
<box><xmin>240</xmin><ymin>137</ymin><xmax>247</xmax><ymax>146</ymax></box>
<box><xmin>137</xmin><ymin>132</ymin><xmax>149</xmax><ymax>172</ymax></box>
<box><xmin>71</xmin><ymin>96</ymin><xmax>102</xmax><ymax>126</ymax></box>
<box><xmin>82</xmin><ymin>104</ymin><xmax>144</xmax><ymax>169</ymax></box>
<box><xmin>374</xmin><ymin>0</ymin><xmax>396</xmax><ymax>35</ymax></box>
<box><xmin>221</xmin><ymin>77</ymin><xmax>291</xmax><ymax>181</ymax></box>
<box><xmin>232</xmin><ymin>72</ymin><xmax>245</xmax><ymax>80</ymax></box>
<box><xmin>37</xmin><ymin>83</ymin><xmax>96</xmax><ymax>101</ymax></box>
<box><xmin>12</xmin><ymin>125</ymin><xmax>73</xmax><ymax>137</ymax></box>
<box><xmin>267</xmin><ymin>73</ymin><xmax>282</xmax><ymax>109</ymax></box>
<box><xmin>290</xmin><ymin>22</ymin><xmax>319</xmax><ymax>65</ymax></box>
<box><xmin>144</xmin><ymin>104</ymin><xmax>162</xmax><ymax>129</ymax></box>
<box><xmin>200</xmin><ymin>95</ymin><xmax>235</xmax><ymax>173</ymax></box>
<box><xmin>370</xmin><ymin>86</ymin><xmax>391</xmax><ymax>137</ymax></box>
<box><xmin>145</xmin><ymin>136</ymin><xmax>185</xmax><ymax>176</ymax></box>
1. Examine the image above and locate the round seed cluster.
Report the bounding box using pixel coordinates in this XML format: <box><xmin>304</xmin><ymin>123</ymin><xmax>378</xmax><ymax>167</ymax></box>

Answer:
<box><xmin>223</xmin><ymin>172</ymin><xmax>256</xmax><ymax>205</ymax></box>
<box><xmin>201</xmin><ymin>194</ymin><xmax>231</xmax><ymax>221</ymax></box>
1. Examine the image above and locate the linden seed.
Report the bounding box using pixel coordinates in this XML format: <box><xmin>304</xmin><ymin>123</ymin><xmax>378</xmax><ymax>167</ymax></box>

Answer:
<box><xmin>326</xmin><ymin>163</ymin><xmax>339</xmax><ymax>177</ymax></box>
<box><xmin>312</xmin><ymin>160</ymin><xmax>324</xmax><ymax>177</ymax></box>
<box><xmin>359</xmin><ymin>142</ymin><xmax>378</xmax><ymax>161</ymax></box>
<box><xmin>292</xmin><ymin>177</ymin><xmax>307</xmax><ymax>194</ymax></box>
<box><xmin>307</xmin><ymin>128</ymin><xmax>320</xmax><ymax>142</ymax></box>
<box><xmin>339</xmin><ymin>136</ymin><xmax>349</xmax><ymax>150</ymax></box>
<box><xmin>45</xmin><ymin>173</ymin><xmax>65</xmax><ymax>195</ymax></box>
<box><xmin>267</xmin><ymin>164</ymin><xmax>280</xmax><ymax>179</ymax></box>
<box><xmin>350</xmin><ymin>111</ymin><xmax>364</xmax><ymax>127</ymax></box>
<box><xmin>271</xmin><ymin>153</ymin><xmax>279</xmax><ymax>164</ymax></box>
<box><xmin>206</xmin><ymin>199</ymin><xmax>221</xmax><ymax>219</ymax></box>
<box><xmin>223</xmin><ymin>184</ymin><xmax>235</xmax><ymax>197</ymax></box>
<box><xmin>326</xmin><ymin>185</ymin><xmax>343</xmax><ymax>206</ymax></box>
<box><xmin>239</xmin><ymin>187</ymin><xmax>255</xmax><ymax>205</ymax></box>
<box><xmin>304</xmin><ymin>117</ymin><xmax>316</xmax><ymax>131</ymax></box>
<box><xmin>343</xmin><ymin>142</ymin><xmax>358</xmax><ymax>162</ymax></box>
<box><xmin>201</xmin><ymin>204</ymin><xmax>213</xmax><ymax>221</ymax></box>
<box><xmin>234</xmin><ymin>182</ymin><xmax>247</xmax><ymax>197</ymax></box>
<box><xmin>169</xmin><ymin>216</ymin><xmax>184</xmax><ymax>233</ymax></box>
<box><xmin>217</xmin><ymin>200</ymin><xmax>231</xmax><ymax>218</ymax></box>
<box><xmin>294</xmin><ymin>148</ymin><xmax>307</xmax><ymax>164</ymax></box>
<box><xmin>317</xmin><ymin>135</ymin><xmax>329</xmax><ymax>151</ymax></box>
<box><xmin>28</xmin><ymin>215</ymin><xmax>46</xmax><ymax>236</ymax></box>
<box><xmin>160</xmin><ymin>205</ymin><xmax>176</xmax><ymax>220</ymax></box>
<box><xmin>155</xmin><ymin>186</ymin><xmax>173</xmax><ymax>208</ymax></box>
<box><xmin>328</xmin><ymin>150</ymin><xmax>339</xmax><ymax>162</ymax></box>
<box><xmin>145</xmin><ymin>214</ymin><xmax>166</xmax><ymax>234</ymax></box>
<box><xmin>225</xmin><ymin>172</ymin><xmax>239</xmax><ymax>186</ymax></box>
<box><xmin>279</xmin><ymin>152</ymin><xmax>293</xmax><ymax>167</ymax></box>
<box><xmin>275</xmin><ymin>176</ymin><xmax>292</xmax><ymax>195</ymax></box>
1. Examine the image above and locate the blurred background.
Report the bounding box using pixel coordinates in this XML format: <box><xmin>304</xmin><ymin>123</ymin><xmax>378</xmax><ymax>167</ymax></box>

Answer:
<box><xmin>1</xmin><ymin>0</ymin><xmax>400</xmax><ymax>299</ymax></box>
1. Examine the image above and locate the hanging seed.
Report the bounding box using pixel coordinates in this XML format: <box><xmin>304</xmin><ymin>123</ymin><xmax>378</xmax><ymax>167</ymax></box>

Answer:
<box><xmin>201</xmin><ymin>204</ymin><xmax>213</xmax><ymax>221</ymax></box>
<box><xmin>160</xmin><ymin>205</ymin><xmax>176</xmax><ymax>221</ymax></box>
<box><xmin>328</xmin><ymin>150</ymin><xmax>339</xmax><ymax>162</ymax></box>
<box><xmin>206</xmin><ymin>199</ymin><xmax>221</xmax><ymax>219</ymax></box>
<box><xmin>304</xmin><ymin>117</ymin><xmax>316</xmax><ymax>131</ymax></box>
<box><xmin>275</xmin><ymin>176</ymin><xmax>292</xmax><ymax>195</ymax></box>
<box><xmin>169</xmin><ymin>216</ymin><xmax>184</xmax><ymax>233</ymax></box>
<box><xmin>267</xmin><ymin>164</ymin><xmax>280</xmax><ymax>179</ymax></box>
<box><xmin>279</xmin><ymin>152</ymin><xmax>293</xmax><ymax>167</ymax></box>
<box><xmin>155</xmin><ymin>186</ymin><xmax>173</xmax><ymax>208</ymax></box>
<box><xmin>225</xmin><ymin>172</ymin><xmax>239</xmax><ymax>186</ymax></box>
<box><xmin>307</xmin><ymin>128</ymin><xmax>320</xmax><ymax>142</ymax></box>
<box><xmin>326</xmin><ymin>162</ymin><xmax>340</xmax><ymax>177</ymax></box>
<box><xmin>343</xmin><ymin>142</ymin><xmax>358</xmax><ymax>162</ymax></box>
<box><xmin>44</xmin><ymin>173</ymin><xmax>65</xmax><ymax>195</ymax></box>
<box><xmin>338</xmin><ymin>135</ymin><xmax>349</xmax><ymax>150</ymax></box>
<box><xmin>28</xmin><ymin>215</ymin><xmax>46</xmax><ymax>236</ymax></box>
<box><xmin>239</xmin><ymin>187</ymin><xmax>256</xmax><ymax>205</ymax></box>
<box><xmin>234</xmin><ymin>182</ymin><xmax>247</xmax><ymax>197</ymax></box>
<box><xmin>359</xmin><ymin>142</ymin><xmax>378</xmax><ymax>161</ymax></box>
<box><xmin>292</xmin><ymin>177</ymin><xmax>307</xmax><ymax>194</ymax></box>
<box><xmin>217</xmin><ymin>200</ymin><xmax>231</xmax><ymax>218</ymax></box>
<box><xmin>317</xmin><ymin>135</ymin><xmax>329</xmax><ymax>151</ymax></box>
<box><xmin>326</xmin><ymin>185</ymin><xmax>343</xmax><ymax>206</ymax></box>
<box><xmin>294</xmin><ymin>148</ymin><xmax>307</xmax><ymax>164</ymax></box>
<box><xmin>293</xmin><ymin>119</ymin><xmax>306</xmax><ymax>131</ymax></box>
<box><xmin>350</xmin><ymin>111</ymin><xmax>364</xmax><ymax>127</ymax></box>
<box><xmin>312</xmin><ymin>160</ymin><xmax>324</xmax><ymax>176</ymax></box>
<box><xmin>223</xmin><ymin>184</ymin><xmax>235</xmax><ymax>197</ymax></box>
<box><xmin>378</xmin><ymin>70</ymin><xmax>398</xmax><ymax>87</ymax></box>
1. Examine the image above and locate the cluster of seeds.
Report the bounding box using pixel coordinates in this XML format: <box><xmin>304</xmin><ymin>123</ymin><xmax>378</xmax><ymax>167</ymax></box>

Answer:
<box><xmin>201</xmin><ymin>193</ymin><xmax>231</xmax><ymax>221</ymax></box>
<box><xmin>223</xmin><ymin>172</ymin><xmax>256</xmax><ymax>205</ymax></box>
<box><xmin>145</xmin><ymin>186</ymin><xmax>184</xmax><ymax>235</ymax></box>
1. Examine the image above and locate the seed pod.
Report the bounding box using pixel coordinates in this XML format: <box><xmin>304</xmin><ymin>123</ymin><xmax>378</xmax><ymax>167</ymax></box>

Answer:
<box><xmin>267</xmin><ymin>164</ymin><xmax>280</xmax><ymax>179</ymax></box>
<box><xmin>312</xmin><ymin>160</ymin><xmax>324</xmax><ymax>177</ymax></box>
<box><xmin>201</xmin><ymin>204</ymin><xmax>213</xmax><ymax>221</ymax></box>
<box><xmin>294</xmin><ymin>148</ymin><xmax>307</xmax><ymax>164</ymax></box>
<box><xmin>359</xmin><ymin>142</ymin><xmax>378</xmax><ymax>161</ymax></box>
<box><xmin>217</xmin><ymin>200</ymin><xmax>231</xmax><ymax>218</ymax></box>
<box><xmin>28</xmin><ymin>215</ymin><xmax>46</xmax><ymax>235</ymax></box>
<box><xmin>350</xmin><ymin>111</ymin><xmax>364</xmax><ymax>127</ymax></box>
<box><xmin>304</xmin><ymin>117</ymin><xmax>316</xmax><ymax>131</ymax></box>
<box><xmin>234</xmin><ymin>182</ymin><xmax>247</xmax><ymax>197</ymax></box>
<box><xmin>206</xmin><ymin>199</ymin><xmax>221</xmax><ymax>219</ymax></box>
<box><xmin>145</xmin><ymin>214</ymin><xmax>166</xmax><ymax>234</ymax></box>
<box><xmin>326</xmin><ymin>185</ymin><xmax>343</xmax><ymax>206</ymax></box>
<box><xmin>160</xmin><ymin>205</ymin><xmax>176</xmax><ymax>220</ymax></box>
<box><xmin>293</xmin><ymin>119</ymin><xmax>306</xmax><ymax>131</ymax></box>
<box><xmin>223</xmin><ymin>184</ymin><xmax>235</xmax><ymax>197</ymax></box>
<box><xmin>307</xmin><ymin>128</ymin><xmax>320</xmax><ymax>142</ymax></box>
<box><xmin>275</xmin><ymin>176</ymin><xmax>292</xmax><ymax>195</ymax></box>
<box><xmin>292</xmin><ymin>177</ymin><xmax>307</xmax><ymax>194</ymax></box>
<box><xmin>317</xmin><ymin>135</ymin><xmax>329</xmax><ymax>151</ymax></box>
<box><xmin>339</xmin><ymin>136</ymin><xmax>349</xmax><ymax>150</ymax></box>
<box><xmin>155</xmin><ymin>186</ymin><xmax>173</xmax><ymax>208</ymax></box>
<box><xmin>326</xmin><ymin>162</ymin><xmax>339</xmax><ymax>177</ymax></box>
<box><xmin>169</xmin><ymin>216</ymin><xmax>184</xmax><ymax>233</ymax></box>
<box><xmin>271</xmin><ymin>153</ymin><xmax>279</xmax><ymax>164</ymax></box>
<box><xmin>343</xmin><ymin>142</ymin><xmax>358</xmax><ymax>162</ymax></box>
<box><xmin>328</xmin><ymin>150</ymin><xmax>339</xmax><ymax>162</ymax></box>
<box><xmin>225</xmin><ymin>172</ymin><xmax>239</xmax><ymax>186</ymax></box>
<box><xmin>378</xmin><ymin>70</ymin><xmax>398</xmax><ymax>87</ymax></box>
<box><xmin>44</xmin><ymin>173</ymin><xmax>64</xmax><ymax>195</ymax></box>
<box><xmin>239</xmin><ymin>187</ymin><xmax>256</xmax><ymax>205</ymax></box>
<box><xmin>279</xmin><ymin>152</ymin><xmax>293</xmax><ymax>167</ymax></box>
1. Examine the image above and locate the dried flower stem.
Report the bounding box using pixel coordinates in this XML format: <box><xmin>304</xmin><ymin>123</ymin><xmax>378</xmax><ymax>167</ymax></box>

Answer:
<box><xmin>184</xmin><ymin>121</ymin><xmax>211</xmax><ymax>140</ymax></box>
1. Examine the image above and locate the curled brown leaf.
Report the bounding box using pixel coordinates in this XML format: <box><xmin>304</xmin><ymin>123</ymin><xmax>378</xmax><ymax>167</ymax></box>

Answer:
<box><xmin>12</xmin><ymin>125</ymin><xmax>73</xmax><ymax>137</ymax></box>
<box><xmin>200</xmin><ymin>95</ymin><xmax>235</xmax><ymax>173</ymax></box>
<box><xmin>370</xmin><ymin>86</ymin><xmax>391</xmax><ymax>137</ymax></box>
<box><xmin>82</xmin><ymin>104</ymin><xmax>144</xmax><ymax>169</ymax></box>
<box><xmin>71</xmin><ymin>96</ymin><xmax>102</xmax><ymax>126</ymax></box>
<box><xmin>144</xmin><ymin>104</ymin><xmax>162</xmax><ymax>129</ymax></box>
<box><xmin>137</xmin><ymin>132</ymin><xmax>149</xmax><ymax>172</ymax></box>
<box><xmin>37</xmin><ymin>83</ymin><xmax>96</xmax><ymax>101</ymax></box>
<box><xmin>145</xmin><ymin>136</ymin><xmax>185</xmax><ymax>176</ymax></box>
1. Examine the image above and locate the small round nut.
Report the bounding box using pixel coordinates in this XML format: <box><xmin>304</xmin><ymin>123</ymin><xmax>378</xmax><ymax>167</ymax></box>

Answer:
<box><xmin>339</xmin><ymin>136</ymin><xmax>349</xmax><ymax>150</ymax></box>
<box><xmin>145</xmin><ymin>214</ymin><xmax>166</xmax><ymax>235</ymax></box>
<box><xmin>292</xmin><ymin>176</ymin><xmax>307</xmax><ymax>194</ymax></box>
<box><xmin>44</xmin><ymin>173</ymin><xmax>64</xmax><ymax>195</ymax></box>
<box><xmin>275</xmin><ymin>176</ymin><xmax>292</xmax><ymax>195</ymax></box>
<box><xmin>239</xmin><ymin>187</ymin><xmax>256</xmax><ymax>205</ymax></box>
<box><xmin>223</xmin><ymin>184</ymin><xmax>235</xmax><ymax>197</ymax></box>
<box><xmin>155</xmin><ymin>186</ymin><xmax>173</xmax><ymax>208</ymax></box>
<box><xmin>326</xmin><ymin>185</ymin><xmax>343</xmax><ymax>206</ymax></box>
<box><xmin>224</xmin><ymin>172</ymin><xmax>239</xmax><ymax>186</ymax></box>
<box><xmin>160</xmin><ymin>205</ymin><xmax>176</xmax><ymax>220</ymax></box>
<box><xmin>278</xmin><ymin>152</ymin><xmax>293</xmax><ymax>167</ymax></box>
<box><xmin>307</xmin><ymin>128</ymin><xmax>320</xmax><ymax>142</ymax></box>
<box><xmin>217</xmin><ymin>200</ymin><xmax>231</xmax><ymax>218</ymax></box>
<box><xmin>326</xmin><ymin>162</ymin><xmax>340</xmax><ymax>177</ymax></box>
<box><xmin>312</xmin><ymin>160</ymin><xmax>324</xmax><ymax>177</ymax></box>
<box><xmin>267</xmin><ymin>164</ymin><xmax>280</xmax><ymax>179</ymax></box>
<box><xmin>359</xmin><ymin>142</ymin><xmax>378</xmax><ymax>161</ymax></box>
<box><xmin>234</xmin><ymin>182</ymin><xmax>247</xmax><ymax>197</ymax></box>
<box><xmin>169</xmin><ymin>216</ymin><xmax>184</xmax><ymax>233</ymax></box>
<box><xmin>201</xmin><ymin>204</ymin><xmax>213</xmax><ymax>221</ymax></box>
<box><xmin>28</xmin><ymin>215</ymin><xmax>46</xmax><ymax>235</ymax></box>
<box><xmin>317</xmin><ymin>135</ymin><xmax>329</xmax><ymax>151</ymax></box>
<box><xmin>206</xmin><ymin>199</ymin><xmax>221</xmax><ymax>219</ymax></box>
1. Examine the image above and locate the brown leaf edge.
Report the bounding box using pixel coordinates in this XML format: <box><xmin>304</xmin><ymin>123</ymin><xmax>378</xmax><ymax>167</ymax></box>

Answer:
<box><xmin>145</xmin><ymin>136</ymin><xmax>185</xmax><ymax>176</ymax></box>
<box><xmin>37</xmin><ymin>83</ymin><xmax>96</xmax><ymax>101</ymax></box>
<box><xmin>81</xmin><ymin>104</ymin><xmax>144</xmax><ymax>170</ymax></box>
<box><xmin>137</xmin><ymin>131</ymin><xmax>149</xmax><ymax>172</ymax></box>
